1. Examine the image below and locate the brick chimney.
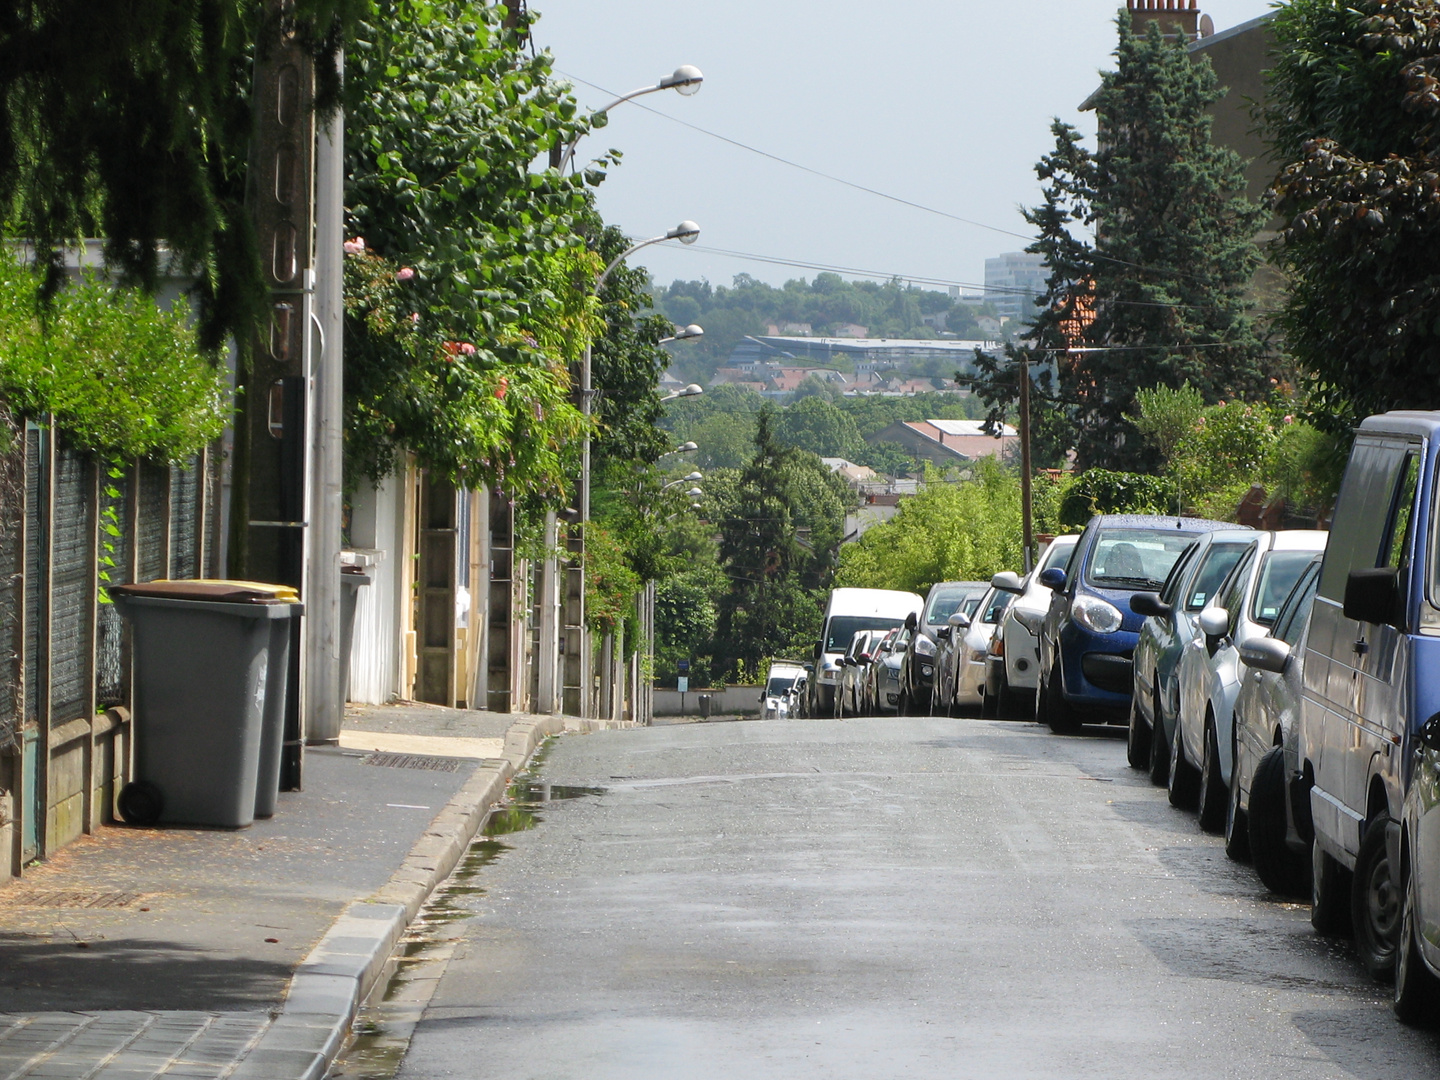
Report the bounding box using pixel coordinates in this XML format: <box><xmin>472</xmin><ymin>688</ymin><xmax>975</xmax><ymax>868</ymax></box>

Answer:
<box><xmin>1128</xmin><ymin>0</ymin><xmax>1201</xmax><ymax>39</ymax></box>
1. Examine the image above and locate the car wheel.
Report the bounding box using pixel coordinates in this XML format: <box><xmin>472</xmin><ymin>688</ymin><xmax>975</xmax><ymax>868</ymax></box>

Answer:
<box><xmin>1167</xmin><ymin>721</ymin><xmax>1201</xmax><ymax>810</ymax></box>
<box><xmin>1395</xmin><ymin>857</ymin><xmax>1440</xmax><ymax>1026</ymax></box>
<box><xmin>1248</xmin><ymin>746</ymin><xmax>1308</xmax><ymax>895</ymax></box>
<box><xmin>1224</xmin><ymin>745</ymin><xmax>1250</xmax><ymax>862</ymax></box>
<box><xmin>1312</xmin><ymin>840</ymin><xmax>1353</xmax><ymax>937</ymax></box>
<box><xmin>997</xmin><ymin>677</ymin><xmax>1020</xmax><ymax>720</ymax></box>
<box><xmin>1148</xmin><ymin>689</ymin><xmax>1171</xmax><ymax>786</ymax></box>
<box><xmin>1126</xmin><ymin>691</ymin><xmax>1151</xmax><ymax>770</ymax></box>
<box><xmin>1353</xmin><ymin>819</ymin><xmax>1401</xmax><ymax>982</ymax></box>
<box><xmin>1043</xmin><ymin>662</ymin><xmax>1079</xmax><ymax>734</ymax></box>
<box><xmin>1198</xmin><ymin>717</ymin><xmax>1227</xmax><ymax>833</ymax></box>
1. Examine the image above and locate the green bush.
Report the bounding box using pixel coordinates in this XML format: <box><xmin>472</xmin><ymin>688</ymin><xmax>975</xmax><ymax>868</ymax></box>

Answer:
<box><xmin>1057</xmin><ymin>469</ymin><xmax>1176</xmax><ymax>529</ymax></box>
<box><xmin>0</xmin><ymin>252</ymin><xmax>228</xmax><ymax>460</ymax></box>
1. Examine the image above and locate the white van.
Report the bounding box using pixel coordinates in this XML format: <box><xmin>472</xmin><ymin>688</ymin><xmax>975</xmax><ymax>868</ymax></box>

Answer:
<box><xmin>810</xmin><ymin>587</ymin><xmax>925</xmax><ymax>715</ymax></box>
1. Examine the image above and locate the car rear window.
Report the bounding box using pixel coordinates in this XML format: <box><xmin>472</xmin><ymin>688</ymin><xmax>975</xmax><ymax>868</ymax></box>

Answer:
<box><xmin>825</xmin><ymin>616</ymin><xmax>905</xmax><ymax>653</ymax></box>
<box><xmin>1085</xmin><ymin>528</ymin><xmax>1198</xmax><ymax>590</ymax></box>
<box><xmin>1250</xmin><ymin>549</ymin><xmax>1319</xmax><ymax>625</ymax></box>
<box><xmin>1185</xmin><ymin>542</ymin><xmax>1251</xmax><ymax>611</ymax></box>
<box><xmin>925</xmin><ymin>591</ymin><xmax>968</xmax><ymax>626</ymax></box>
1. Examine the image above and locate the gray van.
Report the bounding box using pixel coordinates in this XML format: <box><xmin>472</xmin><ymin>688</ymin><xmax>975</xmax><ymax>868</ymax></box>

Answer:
<box><xmin>1298</xmin><ymin>412</ymin><xmax>1440</xmax><ymax>1008</ymax></box>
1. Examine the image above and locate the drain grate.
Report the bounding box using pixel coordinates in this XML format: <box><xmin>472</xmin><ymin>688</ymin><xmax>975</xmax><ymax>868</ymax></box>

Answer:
<box><xmin>361</xmin><ymin>752</ymin><xmax>466</xmax><ymax>772</ymax></box>
<box><xmin>12</xmin><ymin>890</ymin><xmax>143</xmax><ymax>909</ymax></box>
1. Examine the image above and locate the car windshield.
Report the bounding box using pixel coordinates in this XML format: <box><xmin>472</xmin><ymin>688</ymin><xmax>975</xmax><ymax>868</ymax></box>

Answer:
<box><xmin>926</xmin><ymin>590</ymin><xmax>969</xmax><ymax>626</ymax></box>
<box><xmin>1250</xmin><ymin>549</ymin><xmax>1320</xmax><ymax>625</ymax></box>
<box><xmin>766</xmin><ymin>675</ymin><xmax>799</xmax><ymax>695</ymax></box>
<box><xmin>826</xmin><ymin>616</ymin><xmax>904</xmax><ymax>653</ymax></box>
<box><xmin>1085</xmin><ymin>528</ymin><xmax>1197</xmax><ymax>590</ymax></box>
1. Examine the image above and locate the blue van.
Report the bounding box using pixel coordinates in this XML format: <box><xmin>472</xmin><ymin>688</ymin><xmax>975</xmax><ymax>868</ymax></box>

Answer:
<box><xmin>1036</xmin><ymin>514</ymin><xmax>1234</xmax><ymax>733</ymax></box>
<box><xmin>1293</xmin><ymin>412</ymin><xmax>1440</xmax><ymax>1019</ymax></box>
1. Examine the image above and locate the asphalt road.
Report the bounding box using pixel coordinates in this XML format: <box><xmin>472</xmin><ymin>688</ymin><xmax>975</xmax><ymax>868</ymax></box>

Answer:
<box><xmin>365</xmin><ymin>716</ymin><xmax>1440</xmax><ymax>1079</ymax></box>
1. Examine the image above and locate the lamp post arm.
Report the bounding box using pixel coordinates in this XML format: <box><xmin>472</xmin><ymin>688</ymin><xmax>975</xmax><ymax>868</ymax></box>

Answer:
<box><xmin>597</xmin><ymin>234</ymin><xmax>667</xmax><ymax>292</ymax></box>
<box><xmin>556</xmin><ymin>84</ymin><xmax>664</xmax><ymax>173</ymax></box>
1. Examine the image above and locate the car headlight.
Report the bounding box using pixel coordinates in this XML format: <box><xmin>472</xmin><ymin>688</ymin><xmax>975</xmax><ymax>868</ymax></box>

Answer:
<box><xmin>914</xmin><ymin>635</ymin><xmax>936</xmax><ymax>658</ymax></box>
<box><xmin>1071</xmin><ymin>595</ymin><xmax>1123</xmax><ymax>634</ymax></box>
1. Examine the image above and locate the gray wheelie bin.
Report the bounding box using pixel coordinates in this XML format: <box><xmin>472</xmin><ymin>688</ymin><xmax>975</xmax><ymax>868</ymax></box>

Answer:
<box><xmin>111</xmin><ymin>581</ymin><xmax>299</xmax><ymax>828</ymax></box>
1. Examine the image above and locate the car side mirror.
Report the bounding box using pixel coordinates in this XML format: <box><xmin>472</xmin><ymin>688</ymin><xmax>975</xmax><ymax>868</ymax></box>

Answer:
<box><xmin>991</xmin><ymin>571</ymin><xmax>1025</xmax><ymax>594</ymax></box>
<box><xmin>857</xmin><ymin>652</ymin><xmax>872</xmax><ymax>664</ymax></box>
<box><xmin>1421</xmin><ymin>712</ymin><xmax>1440</xmax><ymax>751</ymax></box>
<box><xmin>1239</xmin><ymin>636</ymin><xmax>1291</xmax><ymax>674</ymax></box>
<box><xmin>948</xmin><ymin>612</ymin><xmax>971</xmax><ymax>631</ymax></box>
<box><xmin>935</xmin><ymin>626</ymin><xmax>951</xmax><ymax>641</ymax></box>
<box><xmin>759</xmin><ymin>692</ymin><xmax>766</xmax><ymax>702</ymax></box>
<box><xmin>1345</xmin><ymin>567</ymin><xmax>1401</xmax><ymax>627</ymax></box>
<box><xmin>1039</xmin><ymin>567</ymin><xmax>1066</xmax><ymax>592</ymax></box>
<box><xmin>1198</xmin><ymin>605</ymin><xmax>1229</xmax><ymax>640</ymax></box>
<box><xmin>904</xmin><ymin>612</ymin><xmax>918</xmax><ymax>631</ymax></box>
<box><xmin>1129</xmin><ymin>592</ymin><xmax>1171</xmax><ymax>619</ymax></box>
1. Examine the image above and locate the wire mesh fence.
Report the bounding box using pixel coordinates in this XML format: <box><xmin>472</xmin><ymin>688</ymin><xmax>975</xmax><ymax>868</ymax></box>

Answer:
<box><xmin>0</xmin><ymin>415</ymin><xmax>219</xmax><ymax>754</ymax></box>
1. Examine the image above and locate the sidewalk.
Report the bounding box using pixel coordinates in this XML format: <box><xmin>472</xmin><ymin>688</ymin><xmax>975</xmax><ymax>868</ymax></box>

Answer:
<box><xmin>0</xmin><ymin>704</ymin><xmax>575</xmax><ymax>1080</ymax></box>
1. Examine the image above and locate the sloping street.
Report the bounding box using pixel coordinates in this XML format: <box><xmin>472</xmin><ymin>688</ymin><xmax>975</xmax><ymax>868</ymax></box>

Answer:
<box><xmin>338</xmin><ymin>717</ymin><xmax>1437</xmax><ymax>1080</ymax></box>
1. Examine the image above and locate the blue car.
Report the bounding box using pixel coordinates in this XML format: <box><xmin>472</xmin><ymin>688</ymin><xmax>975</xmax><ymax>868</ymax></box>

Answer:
<box><xmin>1036</xmin><ymin>514</ymin><xmax>1235</xmax><ymax>733</ymax></box>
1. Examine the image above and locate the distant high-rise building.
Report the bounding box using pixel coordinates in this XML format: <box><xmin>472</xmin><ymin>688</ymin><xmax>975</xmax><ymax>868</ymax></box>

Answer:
<box><xmin>984</xmin><ymin>252</ymin><xmax>1048</xmax><ymax>325</ymax></box>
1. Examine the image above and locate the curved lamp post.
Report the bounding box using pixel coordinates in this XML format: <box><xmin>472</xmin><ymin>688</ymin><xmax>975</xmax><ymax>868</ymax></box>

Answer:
<box><xmin>557</xmin><ymin>65</ymin><xmax>704</xmax><ymax>173</ymax></box>
<box><xmin>659</xmin><ymin>383</ymin><xmax>704</xmax><ymax>403</ymax></box>
<box><xmin>658</xmin><ymin>324</ymin><xmax>704</xmax><ymax>345</ymax></box>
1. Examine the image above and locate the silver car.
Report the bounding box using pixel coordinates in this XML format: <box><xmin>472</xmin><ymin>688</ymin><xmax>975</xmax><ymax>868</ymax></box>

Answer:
<box><xmin>1171</xmin><ymin>530</ymin><xmax>1328</xmax><ymax>832</ymax></box>
<box><xmin>1230</xmin><ymin>553</ymin><xmax>1323</xmax><ymax>894</ymax></box>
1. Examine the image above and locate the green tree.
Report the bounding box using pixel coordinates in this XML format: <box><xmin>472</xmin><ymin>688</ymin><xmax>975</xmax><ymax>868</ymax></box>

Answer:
<box><xmin>342</xmin><ymin>0</ymin><xmax>598</xmax><ymax>499</ymax></box>
<box><xmin>0</xmin><ymin>0</ymin><xmax>362</xmax><ymax>347</ymax></box>
<box><xmin>1080</xmin><ymin>17</ymin><xmax>1268</xmax><ymax>470</ymax></box>
<box><xmin>966</xmin><ymin>121</ymin><xmax>1096</xmax><ymax>470</ymax></box>
<box><xmin>835</xmin><ymin>461</ymin><xmax>1025</xmax><ymax>593</ymax></box>
<box><xmin>712</xmin><ymin>408</ymin><xmax>848</xmax><ymax>678</ymax></box>
<box><xmin>773</xmin><ymin>396</ymin><xmax>864</xmax><ymax>459</ymax></box>
<box><xmin>1266</xmin><ymin>0</ymin><xmax>1440</xmax><ymax>424</ymax></box>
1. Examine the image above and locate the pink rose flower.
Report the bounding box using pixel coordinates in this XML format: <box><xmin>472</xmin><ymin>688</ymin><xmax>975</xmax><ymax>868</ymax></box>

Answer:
<box><xmin>459</xmin><ymin>342</ymin><xmax>475</xmax><ymax>355</ymax></box>
<box><xmin>410</xmin><ymin>313</ymin><xmax>420</xmax><ymax>324</ymax></box>
<box><xmin>343</xmin><ymin>238</ymin><xmax>366</xmax><ymax>255</ymax></box>
<box><xmin>396</xmin><ymin>267</ymin><xmax>415</xmax><ymax>282</ymax></box>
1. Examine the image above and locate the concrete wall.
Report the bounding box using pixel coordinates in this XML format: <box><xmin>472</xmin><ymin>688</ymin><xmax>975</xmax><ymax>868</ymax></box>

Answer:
<box><xmin>45</xmin><ymin>711</ymin><xmax>129</xmax><ymax>859</ymax></box>
<box><xmin>653</xmin><ymin>685</ymin><xmax>764</xmax><ymax>717</ymax></box>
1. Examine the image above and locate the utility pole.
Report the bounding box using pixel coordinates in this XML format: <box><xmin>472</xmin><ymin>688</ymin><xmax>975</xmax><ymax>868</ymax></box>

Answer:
<box><xmin>307</xmin><ymin>51</ymin><xmax>345</xmax><ymax>744</ymax></box>
<box><xmin>239</xmin><ymin>0</ymin><xmax>317</xmax><ymax>786</ymax></box>
<box><xmin>1018</xmin><ymin>350</ymin><xmax>1034</xmax><ymax>573</ymax></box>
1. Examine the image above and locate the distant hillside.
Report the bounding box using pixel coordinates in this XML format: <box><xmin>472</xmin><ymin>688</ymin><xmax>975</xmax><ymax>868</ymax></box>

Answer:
<box><xmin>653</xmin><ymin>272</ymin><xmax>1010</xmax><ymax>384</ymax></box>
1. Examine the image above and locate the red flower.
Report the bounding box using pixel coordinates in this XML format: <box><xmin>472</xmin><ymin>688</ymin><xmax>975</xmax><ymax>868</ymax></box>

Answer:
<box><xmin>495</xmin><ymin>377</ymin><xmax>509</xmax><ymax>400</ymax></box>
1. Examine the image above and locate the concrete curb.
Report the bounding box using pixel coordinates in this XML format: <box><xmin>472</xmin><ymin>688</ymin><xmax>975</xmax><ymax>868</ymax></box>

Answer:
<box><xmin>231</xmin><ymin>712</ymin><xmax>570</xmax><ymax>1080</ymax></box>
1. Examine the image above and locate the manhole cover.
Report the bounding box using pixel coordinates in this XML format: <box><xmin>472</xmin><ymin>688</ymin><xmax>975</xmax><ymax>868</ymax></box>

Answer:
<box><xmin>13</xmin><ymin>890</ymin><xmax>143</xmax><ymax>909</ymax></box>
<box><xmin>361</xmin><ymin>752</ymin><xmax>465</xmax><ymax>772</ymax></box>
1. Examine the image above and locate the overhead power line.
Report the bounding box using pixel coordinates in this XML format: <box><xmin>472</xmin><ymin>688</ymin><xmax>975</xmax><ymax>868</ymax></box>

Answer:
<box><xmin>554</xmin><ymin>70</ymin><xmax>1229</xmax><ymax>290</ymax></box>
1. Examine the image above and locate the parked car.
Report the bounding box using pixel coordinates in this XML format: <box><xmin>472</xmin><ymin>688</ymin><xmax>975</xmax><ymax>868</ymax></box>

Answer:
<box><xmin>951</xmin><ymin>588</ymin><xmax>1013</xmax><ymax>715</ymax></box>
<box><xmin>930</xmin><ymin>609</ymin><xmax>971</xmax><ymax>716</ymax></box>
<box><xmin>1293</xmin><ymin>412</ymin><xmax>1440</xmax><ymax>1001</ymax></box>
<box><xmin>1128</xmin><ymin>529</ymin><xmax>1255</xmax><ymax>780</ymax></box>
<box><xmin>865</xmin><ymin>626</ymin><xmax>911</xmax><ymax>715</ymax></box>
<box><xmin>1171</xmin><ymin>530</ymin><xmax>1328</xmax><ymax>832</ymax></box>
<box><xmin>810</xmin><ymin>588</ymin><xmax>925</xmax><ymax>716</ymax></box>
<box><xmin>1231</xmin><ymin>552</ymin><xmax>1323</xmax><ymax>894</ymax></box>
<box><xmin>1037</xmin><ymin>514</ymin><xmax>1232</xmax><ymax>733</ymax></box>
<box><xmin>988</xmin><ymin>536</ymin><xmax>1079</xmax><ymax>718</ymax></box>
<box><xmin>837</xmin><ymin>628</ymin><xmax>885</xmax><ymax>718</ymax></box>
<box><xmin>761</xmin><ymin>660</ymin><xmax>808</xmax><ymax>721</ymax></box>
<box><xmin>898</xmin><ymin>581</ymin><xmax>987</xmax><ymax>714</ymax></box>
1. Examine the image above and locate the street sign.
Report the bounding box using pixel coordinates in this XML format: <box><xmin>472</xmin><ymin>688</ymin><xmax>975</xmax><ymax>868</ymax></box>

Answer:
<box><xmin>678</xmin><ymin>659</ymin><xmax>690</xmax><ymax>673</ymax></box>
<box><xmin>677</xmin><ymin>676</ymin><xmax>689</xmax><ymax>693</ymax></box>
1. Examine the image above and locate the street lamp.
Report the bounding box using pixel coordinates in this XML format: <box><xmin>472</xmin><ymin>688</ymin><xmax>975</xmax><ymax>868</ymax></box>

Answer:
<box><xmin>658</xmin><ymin>324</ymin><xmax>704</xmax><ymax>345</ymax></box>
<box><xmin>659</xmin><ymin>441</ymin><xmax>698</xmax><ymax>458</ymax></box>
<box><xmin>662</xmin><ymin>472</ymin><xmax>703</xmax><ymax>491</ymax></box>
<box><xmin>557</xmin><ymin>66</ymin><xmax>704</xmax><ymax>173</ymax></box>
<box><xmin>659</xmin><ymin>383</ymin><xmax>704</xmax><ymax>404</ymax></box>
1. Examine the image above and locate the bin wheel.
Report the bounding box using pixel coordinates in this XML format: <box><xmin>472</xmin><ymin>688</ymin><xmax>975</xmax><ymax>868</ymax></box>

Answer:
<box><xmin>118</xmin><ymin>781</ymin><xmax>164</xmax><ymax>827</ymax></box>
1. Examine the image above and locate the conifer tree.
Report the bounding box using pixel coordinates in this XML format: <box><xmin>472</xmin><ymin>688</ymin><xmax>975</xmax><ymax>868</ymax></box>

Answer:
<box><xmin>1081</xmin><ymin>15</ymin><xmax>1267</xmax><ymax>471</ymax></box>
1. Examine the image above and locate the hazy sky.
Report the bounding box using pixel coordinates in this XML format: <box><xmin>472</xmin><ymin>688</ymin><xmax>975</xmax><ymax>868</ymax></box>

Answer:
<box><xmin>531</xmin><ymin>0</ymin><xmax>1277</xmax><ymax>295</ymax></box>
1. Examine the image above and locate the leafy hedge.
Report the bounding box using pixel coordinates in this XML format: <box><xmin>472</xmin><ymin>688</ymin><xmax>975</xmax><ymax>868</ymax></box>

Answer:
<box><xmin>0</xmin><ymin>251</ymin><xmax>228</xmax><ymax>460</ymax></box>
